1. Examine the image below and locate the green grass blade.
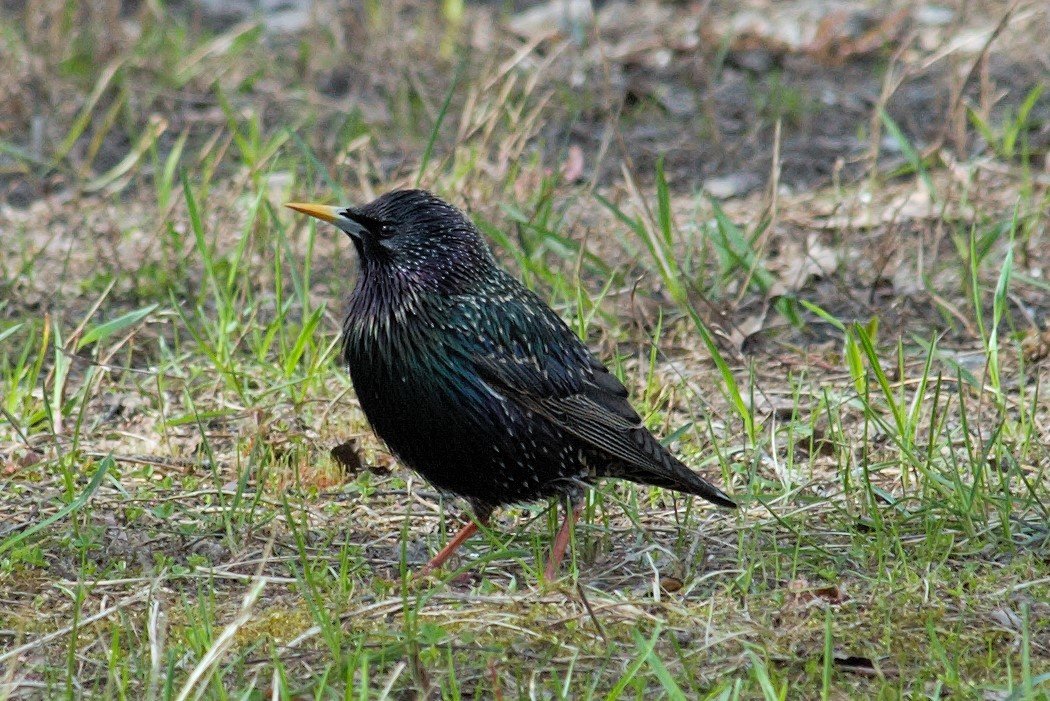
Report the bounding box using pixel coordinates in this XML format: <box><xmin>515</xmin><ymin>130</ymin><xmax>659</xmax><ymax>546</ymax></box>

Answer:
<box><xmin>416</xmin><ymin>52</ymin><xmax>468</xmax><ymax>187</ymax></box>
<box><xmin>0</xmin><ymin>456</ymin><xmax>114</xmax><ymax>556</ymax></box>
<box><xmin>77</xmin><ymin>304</ymin><xmax>159</xmax><ymax>351</ymax></box>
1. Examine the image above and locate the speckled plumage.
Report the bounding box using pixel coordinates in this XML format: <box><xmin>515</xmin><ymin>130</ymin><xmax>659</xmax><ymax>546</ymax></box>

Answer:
<box><xmin>329</xmin><ymin>189</ymin><xmax>735</xmax><ymax>521</ymax></box>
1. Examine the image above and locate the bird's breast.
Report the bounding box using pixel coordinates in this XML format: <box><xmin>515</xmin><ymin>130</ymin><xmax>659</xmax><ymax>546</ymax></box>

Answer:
<box><xmin>338</xmin><ymin>284</ymin><xmax>598</xmax><ymax>506</ymax></box>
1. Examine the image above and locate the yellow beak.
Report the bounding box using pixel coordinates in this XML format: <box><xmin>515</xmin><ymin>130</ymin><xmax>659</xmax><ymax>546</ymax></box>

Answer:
<box><xmin>285</xmin><ymin>202</ymin><xmax>342</xmax><ymax>224</ymax></box>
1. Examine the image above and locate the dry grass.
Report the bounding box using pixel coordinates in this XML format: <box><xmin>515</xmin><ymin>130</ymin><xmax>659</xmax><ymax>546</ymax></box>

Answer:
<box><xmin>1</xmin><ymin>0</ymin><xmax>1048</xmax><ymax>698</ymax></box>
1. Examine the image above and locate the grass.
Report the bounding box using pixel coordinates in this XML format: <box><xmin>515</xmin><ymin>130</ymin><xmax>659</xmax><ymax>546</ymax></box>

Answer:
<box><xmin>1</xmin><ymin>1</ymin><xmax>1048</xmax><ymax>698</ymax></box>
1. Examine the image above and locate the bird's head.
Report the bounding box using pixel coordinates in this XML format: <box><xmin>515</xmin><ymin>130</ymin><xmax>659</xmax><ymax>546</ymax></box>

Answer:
<box><xmin>286</xmin><ymin>190</ymin><xmax>495</xmax><ymax>288</ymax></box>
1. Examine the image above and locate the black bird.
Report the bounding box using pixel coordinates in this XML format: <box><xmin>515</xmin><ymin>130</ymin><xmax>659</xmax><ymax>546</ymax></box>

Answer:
<box><xmin>287</xmin><ymin>190</ymin><xmax>735</xmax><ymax>578</ymax></box>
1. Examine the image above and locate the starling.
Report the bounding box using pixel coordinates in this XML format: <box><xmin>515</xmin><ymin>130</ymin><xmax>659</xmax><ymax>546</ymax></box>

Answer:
<box><xmin>287</xmin><ymin>190</ymin><xmax>735</xmax><ymax>578</ymax></box>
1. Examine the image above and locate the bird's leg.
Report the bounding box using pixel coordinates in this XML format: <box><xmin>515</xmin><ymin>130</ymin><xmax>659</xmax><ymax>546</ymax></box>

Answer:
<box><xmin>419</xmin><ymin>510</ymin><xmax>489</xmax><ymax>575</ymax></box>
<box><xmin>544</xmin><ymin>498</ymin><xmax>585</xmax><ymax>580</ymax></box>
<box><xmin>419</xmin><ymin>521</ymin><xmax>477</xmax><ymax>574</ymax></box>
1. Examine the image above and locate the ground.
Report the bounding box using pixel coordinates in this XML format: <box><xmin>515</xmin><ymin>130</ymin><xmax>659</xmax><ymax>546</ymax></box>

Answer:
<box><xmin>0</xmin><ymin>0</ymin><xmax>1048</xmax><ymax>698</ymax></box>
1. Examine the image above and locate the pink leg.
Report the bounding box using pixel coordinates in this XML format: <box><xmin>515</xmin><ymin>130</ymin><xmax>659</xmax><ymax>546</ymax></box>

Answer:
<box><xmin>544</xmin><ymin>500</ymin><xmax>585</xmax><ymax>580</ymax></box>
<box><xmin>419</xmin><ymin>519</ymin><xmax>481</xmax><ymax>575</ymax></box>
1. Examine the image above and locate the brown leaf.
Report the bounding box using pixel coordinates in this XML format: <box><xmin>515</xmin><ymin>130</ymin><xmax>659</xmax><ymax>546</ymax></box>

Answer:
<box><xmin>1021</xmin><ymin>327</ymin><xmax>1050</xmax><ymax>363</ymax></box>
<box><xmin>659</xmin><ymin>576</ymin><xmax>683</xmax><ymax>593</ymax></box>
<box><xmin>805</xmin><ymin>8</ymin><xmax>910</xmax><ymax>63</ymax></box>
<box><xmin>767</xmin><ymin>234</ymin><xmax>840</xmax><ymax>297</ymax></box>
<box><xmin>786</xmin><ymin>577</ymin><xmax>848</xmax><ymax>607</ymax></box>
<box><xmin>4</xmin><ymin>449</ymin><xmax>44</xmax><ymax>475</ymax></box>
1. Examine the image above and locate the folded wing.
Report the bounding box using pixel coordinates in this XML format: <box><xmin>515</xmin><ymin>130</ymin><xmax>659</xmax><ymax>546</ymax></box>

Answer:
<box><xmin>457</xmin><ymin>280</ymin><xmax>735</xmax><ymax>508</ymax></box>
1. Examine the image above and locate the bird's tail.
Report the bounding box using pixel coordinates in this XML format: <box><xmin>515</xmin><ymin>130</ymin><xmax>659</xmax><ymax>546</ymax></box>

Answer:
<box><xmin>615</xmin><ymin>455</ymin><xmax>737</xmax><ymax>509</ymax></box>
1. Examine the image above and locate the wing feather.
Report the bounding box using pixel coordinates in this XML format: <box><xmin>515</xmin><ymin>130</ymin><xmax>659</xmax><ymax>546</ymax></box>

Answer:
<box><xmin>457</xmin><ymin>283</ymin><xmax>675</xmax><ymax>474</ymax></box>
<box><xmin>453</xmin><ymin>282</ymin><xmax>735</xmax><ymax>508</ymax></box>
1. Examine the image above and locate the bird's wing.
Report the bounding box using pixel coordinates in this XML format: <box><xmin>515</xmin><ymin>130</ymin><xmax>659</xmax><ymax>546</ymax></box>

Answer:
<box><xmin>454</xmin><ymin>284</ymin><xmax>677</xmax><ymax>474</ymax></box>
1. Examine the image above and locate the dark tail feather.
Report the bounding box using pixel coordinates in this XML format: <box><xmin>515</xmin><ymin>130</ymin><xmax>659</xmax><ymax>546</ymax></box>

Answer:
<box><xmin>668</xmin><ymin>460</ymin><xmax>737</xmax><ymax>508</ymax></box>
<box><xmin>616</xmin><ymin>456</ymin><xmax>737</xmax><ymax>509</ymax></box>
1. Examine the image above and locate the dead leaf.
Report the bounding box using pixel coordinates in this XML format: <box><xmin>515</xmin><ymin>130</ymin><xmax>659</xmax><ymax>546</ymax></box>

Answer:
<box><xmin>767</xmin><ymin>234</ymin><xmax>840</xmax><ymax>296</ymax></box>
<box><xmin>818</xmin><ymin>188</ymin><xmax>975</xmax><ymax>229</ymax></box>
<box><xmin>804</xmin><ymin>8</ymin><xmax>910</xmax><ymax>64</ymax></box>
<box><xmin>659</xmin><ymin>576</ymin><xmax>683</xmax><ymax>593</ymax></box>
<box><xmin>3</xmin><ymin>448</ymin><xmax>44</xmax><ymax>475</ymax></box>
<box><xmin>1020</xmin><ymin>327</ymin><xmax>1050</xmax><ymax>363</ymax></box>
<box><xmin>786</xmin><ymin>577</ymin><xmax>848</xmax><ymax>607</ymax></box>
<box><xmin>720</xmin><ymin>4</ymin><xmax>908</xmax><ymax>65</ymax></box>
<box><xmin>594</xmin><ymin>1</ymin><xmax>677</xmax><ymax>65</ymax></box>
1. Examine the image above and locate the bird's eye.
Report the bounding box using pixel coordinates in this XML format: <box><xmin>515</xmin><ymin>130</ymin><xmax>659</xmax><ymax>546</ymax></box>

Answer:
<box><xmin>345</xmin><ymin>209</ymin><xmax>395</xmax><ymax>239</ymax></box>
<box><xmin>374</xmin><ymin>221</ymin><xmax>397</xmax><ymax>239</ymax></box>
